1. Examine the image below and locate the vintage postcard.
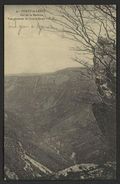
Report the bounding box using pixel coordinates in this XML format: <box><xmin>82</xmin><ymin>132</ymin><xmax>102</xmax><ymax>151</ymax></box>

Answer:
<box><xmin>4</xmin><ymin>5</ymin><xmax>116</xmax><ymax>180</ymax></box>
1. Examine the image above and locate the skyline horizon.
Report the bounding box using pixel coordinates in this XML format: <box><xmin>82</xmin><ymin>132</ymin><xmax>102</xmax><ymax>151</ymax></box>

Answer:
<box><xmin>5</xmin><ymin>65</ymin><xmax>90</xmax><ymax>76</ymax></box>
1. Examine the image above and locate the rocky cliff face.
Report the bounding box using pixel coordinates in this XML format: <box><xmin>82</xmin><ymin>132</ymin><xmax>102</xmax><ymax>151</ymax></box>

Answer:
<box><xmin>54</xmin><ymin>162</ymin><xmax>116</xmax><ymax>180</ymax></box>
<box><xmin>93</xmin><ymin>37</ymin><xmax>116</xmax><ymax>158</ymax></box>
<box><xmin>93</xmin><ymin>36</ymin><xmax>116</xmax><ymax>105</ymax></box>
<box><xmin>4</xmin><ymin>131</ymin><xmax>53</xmax><ymax>180</ymax></box>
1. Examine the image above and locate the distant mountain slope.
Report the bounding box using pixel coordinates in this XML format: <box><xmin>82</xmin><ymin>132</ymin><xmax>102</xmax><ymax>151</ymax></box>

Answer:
<box><xmin>5</xmin><ymin>67</ymin><xmax>113</xmax><ymax>179</ymax></box>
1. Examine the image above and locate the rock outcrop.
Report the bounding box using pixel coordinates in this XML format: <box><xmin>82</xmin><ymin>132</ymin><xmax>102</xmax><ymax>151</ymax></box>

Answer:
<box><xmin>93</xmin><ymin>36</ymin><xmax>116</xmax><ymax>159</ymax></box>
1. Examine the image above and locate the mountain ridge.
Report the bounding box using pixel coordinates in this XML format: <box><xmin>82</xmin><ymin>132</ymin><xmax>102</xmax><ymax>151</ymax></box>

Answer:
<box><xmin>5</xmin><ymin>67</ymin><xmax>87</xmax><ymax>77</ymax></box>
<box><xmin>5</xmin><ymin>67</ymin><xmax>114</xmax><ymax>179</ymax></box>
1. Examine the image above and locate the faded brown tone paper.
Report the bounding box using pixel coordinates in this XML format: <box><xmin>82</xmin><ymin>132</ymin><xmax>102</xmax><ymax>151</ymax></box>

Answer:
<box><xmin>5</xmin><ymin>5</ymin><xmax>83</xmax><ymax>75</ymax></box>
<box><xmin>4</xmin><ymin>5</ymin><xmax>116</xmax><ymax>180</ymax></box>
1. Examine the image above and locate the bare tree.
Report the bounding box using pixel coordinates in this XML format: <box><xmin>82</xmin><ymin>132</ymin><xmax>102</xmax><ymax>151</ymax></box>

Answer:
<box><xmin>42</xmin><ymin>7</ymin><xmax>115</xmax><ymax>55</ymax></box>
<box><xmin>38</xmin><ymin>5</ymin><xmax>116</xmax><ymax>105</ymax></box>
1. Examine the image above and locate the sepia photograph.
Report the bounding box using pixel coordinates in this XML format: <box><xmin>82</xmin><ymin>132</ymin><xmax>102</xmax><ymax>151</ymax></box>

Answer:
<box><xmin>4</xmin><ymin>5</ymin><xmax>116</xmax><ymax>180</ymax></box>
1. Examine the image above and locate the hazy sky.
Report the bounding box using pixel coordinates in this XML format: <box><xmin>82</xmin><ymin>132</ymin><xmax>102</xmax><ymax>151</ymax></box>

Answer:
<box><xmin>5</xmin><ymin>5</ymin><xmax>115</xmax><ymax>75</ymax></box>
<box><xmin>5</xmin><ymin>5</ymin><xmax>83</xmax><ymax>75</ymax></box>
